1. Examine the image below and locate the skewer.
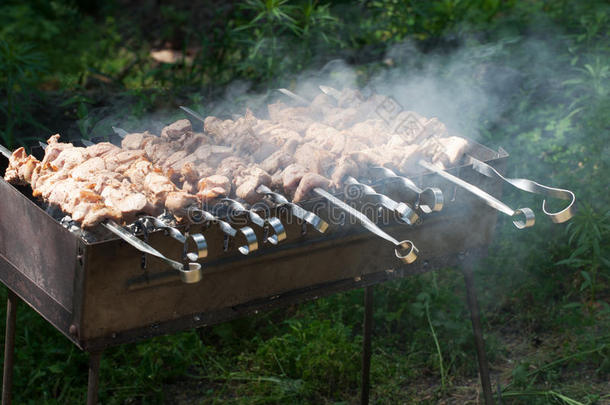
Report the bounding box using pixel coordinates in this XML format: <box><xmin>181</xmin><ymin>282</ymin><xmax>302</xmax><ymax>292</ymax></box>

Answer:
<box><xmin>0</xmin><ymin>143</ymin><xmax>203</xmax><ymax>282</ymax></box>
<box><xmin>343</xmin><ymin>176</ymin><xmax>419</xmax><ymax>225</ymax></box>
<box><xmin>319</xmin><ymin>85</ymin><xmax>342</xmax><ymax>99</ymax></box>
<box><xmin>317</xmin><ymin>186</ymin><xmax>417</xmax><ymax>257</ymax></box>
<box><xmin>256</xmin><ymin>185</ymin><xmax>328</xmax><ymax>234</ymax></box>
<box><xmin>0</xmin><ymin>144</ymin><xmax>11</xmax><ymax>159</ymax></box>
<box><xmin>112</xmin><ymin>126</ymin><xmax>129</xmax><ymax>139</ymax></box>
<box><xmin>56</xmin><ymin>138</ymin><xmax>206</xmax><ymax>258</ymax></box>
<box><xmin>179</xmin><ymin>106</ymin><xmax>206</xmax><ymax>124</ymax></box>
<box><xmin>313</xmin><ymin>187</ymin><xmax>418</xmax><ymax>264</ymax></box>
<box><xmin>189</xmin><ymin>207</ymin><xmax>258</xmax><ymax>255</ymax></box>
<box><xmin>80</xmin><ymin>137</ymin><xmax>206</xmax><ymax>259</ymax></box>
<box><xmin>277</xmin><ymin>88</ymin><xmax>310</xmax><ymax>105</ymax></box>
<box><xmin>109</xmin><ymin>124</ymin><xmax>260</xmax><ymax>253</ymax></box>
<box><xmin>221</xmin><ymin>198</ymin><xmax>287</xmax><ymax>245</ymax></box>
<box><xmin>137</xmin><ymin>216</ymin><xmax>208</xmax><ymax>261</ymax></box>
<box><xmin>369</xmin><ymin>167</ymin><xmax>444</xmax><ymax>213</ymax></box>
<box><xmin>103</xmin><ymin>221</ymin><xmax>202</xmax><ymax>283</ymax></box>
<box><xmin>181</xmin><ymin>108</ymin><xmax>327</xmax><ymax>236</ymax></box>
<box><xmin>467</xmin><ymin>156</ymin><xmax>575</xmax><ymax>223</ymax></box>
<box><xmin>418</xmin><ymin>160</ymin><xmax>535</xmax><ymax>229</ymax></box>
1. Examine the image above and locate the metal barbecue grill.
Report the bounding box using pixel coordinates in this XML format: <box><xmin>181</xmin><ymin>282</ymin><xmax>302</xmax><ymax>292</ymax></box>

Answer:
<box><xmin>0</xmin><ymin>113</ymin><xmax>575</xmax><ymax>404</ymax></box>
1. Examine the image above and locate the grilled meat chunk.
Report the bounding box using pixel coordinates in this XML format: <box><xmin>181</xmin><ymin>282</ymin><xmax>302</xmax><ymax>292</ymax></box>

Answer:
<box><xmin>197</xmin><ymin>175</ymin><xmax>231</xmax><ymax>201</ymax></box>
<box><xmin>161</xmin><ymin>119</ymin><xmax>192</xmax><ymax>140</ymax></box>
<box><xmin>4</xmin><ymin>147</ymin><xmax>40</xmax><ymax>185</ymax></box>
<box><xmin>293</xmin><ymin>173</ymin><xmax>332</xmax><ymax>202</ymax></box>
<box><xmin>121</xmin><ymin>131</ymin><xmax>156</xmax><ymax>150</ymax></box>
<box><xmin>235</xmin><ymin>166</ymin><xmax>272</xmax><ymax>204</ymax></box>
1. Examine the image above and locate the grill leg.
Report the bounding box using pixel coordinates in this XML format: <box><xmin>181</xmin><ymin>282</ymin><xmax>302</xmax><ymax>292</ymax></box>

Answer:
<box><xmin>2</xmin><ymin>290</ymin><xmax>19</xmax><ymax>405</ymax></box>
<box><xmin>462</xmin><ymin>263</ymin><xmax>494</xmax><ymax>405</ymax></box>
<box><xmin>361</xmin><ymin>285</ymin><xmax>373</xmax><ymax>405</ymax></box>
<box><xmin>86</xmin><ymin>351</ymin><xmax>102</xmax><ymax>405</ymax></box>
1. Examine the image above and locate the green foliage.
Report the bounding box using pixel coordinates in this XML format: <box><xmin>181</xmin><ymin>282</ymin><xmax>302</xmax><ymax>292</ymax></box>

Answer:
<box><xmin>230</xmin><ymin>0</ymin><xmax>341</xmax><ymax>83</ymax></box>
<box><xmin>0</xmin><ymin>40</ymin><xmax>47</xmax><ymax>148</ymax></box>
<box><xmin>242</xmin><ymin>318</ymin><xmax>360</xmax><ymax>399</ymax></box>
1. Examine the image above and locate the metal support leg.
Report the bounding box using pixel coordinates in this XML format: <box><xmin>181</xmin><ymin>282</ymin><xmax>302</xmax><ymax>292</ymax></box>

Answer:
<box><xmin>462</xmin><ymin>263</ymin><xmax>494</xmax><ymax>405</ymax></box>
<box><xmin>86</xmin><ymin>351</ymin><xmax>102</xmax><ymax>405</ymax></box>
<box><xmin>2</xmin><ymin>290</ymin><xmax>18</xmax><ymax>405</ymax></box>
<box><xmin>361</xmin><ymin>285</ymin><xmax>373</xmax><ymax>405</ymax></box>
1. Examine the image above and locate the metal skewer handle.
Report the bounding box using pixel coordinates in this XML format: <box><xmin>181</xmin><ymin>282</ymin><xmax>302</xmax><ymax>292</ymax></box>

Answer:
<box><xmin>189</xmin><ymin>208</ymin><xmax>258</xmax><ymax>255</ymax></box>
<box><xmin>222</xmin><ymin>198</ymin><xmax>287</xmax><ymax>245</ymax></box>
<box><xmin>256</xmin><ymin>185</ymin><xmax>329</xmax><ymax>233</ymax></box>
<box><xmin>468</xmin><ymin>157</ymin><xmax>575</xmax><ymax>223</ymax></box>
<box><xmin>419</xmin><ymin>160</ymin><xmax>535</xmax><ymax>229</ymax></box>
<box><xmin>1</xmin><ymin>142</ymin><xmax>203</xmax><ymax>283</ymax></box>
<box><xmin>103</xmin><ymin>221</ymin><xmax>202</xmax><ymax>283</ymax></box>
<box><xmin>314</xmin><ymin>187</ymin><xmax>418</xmax><ymax>264</ymax></box>
<box><xmin>369</xmin><ymin>166</ymin><xmax>444</xmax><ymax>214</ymax></box>
<box><xmin>138</xmin><ymin>216</ymin><xmax>208</xmax><ymax>261</ymax></box>
<box><xmin>343</xmin><ymin>176</ymin><xmax>419</xmax><ymax>225</ymax></box>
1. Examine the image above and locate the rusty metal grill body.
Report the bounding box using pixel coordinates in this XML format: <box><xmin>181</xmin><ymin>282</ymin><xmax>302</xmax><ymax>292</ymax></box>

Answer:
<box><xmin>0</xmin><ymin>139</ymin><xmax>506</xmax><ymax>353</ymax></box>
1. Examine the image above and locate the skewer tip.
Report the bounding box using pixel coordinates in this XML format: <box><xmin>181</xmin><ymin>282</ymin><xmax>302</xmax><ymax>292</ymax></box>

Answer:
<box><xmin>179</xmin><ymin>106</ymin><xmax>206</xmax><ymax>123</ymax></box>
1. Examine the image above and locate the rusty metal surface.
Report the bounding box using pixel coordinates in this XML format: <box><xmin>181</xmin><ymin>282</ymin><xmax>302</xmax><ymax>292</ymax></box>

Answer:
<box><xmin>0</xmin><ymin>140</ymin><xmax>507</xmax><ymax>350</ymax></box>
<box><xmin>0</xmin><ymin>180</ymin><xmax>78</xmax><ymax>314</ymax></box>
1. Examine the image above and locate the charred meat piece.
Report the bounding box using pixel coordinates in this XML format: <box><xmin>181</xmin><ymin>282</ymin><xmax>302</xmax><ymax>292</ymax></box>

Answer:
<box><xmin>161</xmin><ymin>119</ymin><xmax>192</xmax><ymax>140</ymax></box>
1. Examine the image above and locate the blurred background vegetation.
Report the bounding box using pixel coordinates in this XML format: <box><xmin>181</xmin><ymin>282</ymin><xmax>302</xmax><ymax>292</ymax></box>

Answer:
<box><xmin>0</xmin><ymin>0</ymin><xmax>608</xmax><ymax>403</ymax></box>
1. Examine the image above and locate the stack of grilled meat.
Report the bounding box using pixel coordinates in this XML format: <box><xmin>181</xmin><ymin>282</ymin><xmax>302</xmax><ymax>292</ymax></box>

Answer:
<box><xmin>4</xmin><ymin>88</ymin><xmax>468</xmax><ymax>228</ymax></box>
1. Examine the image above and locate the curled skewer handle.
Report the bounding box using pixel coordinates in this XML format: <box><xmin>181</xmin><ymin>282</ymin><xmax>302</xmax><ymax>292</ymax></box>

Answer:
<box><xmin>370</xmin><ymin>166</ymin><xmax>444</xmax><ymax>213</ymax></box>
<box><xmin>265</xmin><ymin>217</ymin><xmax>287</xmax><ymax>245</ymax></box>
<box><xmin>344</xmin><ymin>176</ymin><xmax>419</xmax><ymax>225</ymax></box>
<box><xmin>236</xmin><ymin>226</ymin><xmax>259</xmax><ymax>255</ymax></box>
<box><xmin>214</xmin><ymin>218</ymin><xmax>260</xmax><ymax>255</ymax></box>
<box><xmin>139</xmin><ymin>216</ymin><xmax>208</xmax><ymax>260</ymax></box>
<box><xmin>257</xmin><ymin>185</ymin><xmax>328</xmax><ymax>234</ymax></box>
<box><xmin>419</xmin><ymin>160</ymin><xmax>535</xmax><ymax>229</ymax></box>
<box><xmin>395</xmin><ymin>240</ymin><xmax>419</xmax><ymax>264</ymax></box>
<box><xmin>222</xmin><ymin>198</ymin><xmax>286</xmax><ymax>245</ymax></box>
<box><xmin>469</xmin><ymin>157</ymin><xmax>575</xmax><ymax>223</ymax></box>
<box><xmin>140</xmin><ymin>216</ymin><xmax>186</xmax><ymax>243</ymax></box>
<box><xmin>188</xmin><ymin>207</ymin><xmax>258</xmax><ymax>255</ymax></box>
<box><xmin>102</xmin><ymin>221</ymin><xmax>202</xmax><ymax>283</ymax></box>
<box><xmin>222</xmin><ymin>198</ymin><xmax>264</xmax><ymax>227</ymax></box>
<box><xmin>185</xmin><ymin>233</ymin><xmax>208</xmax><ymax>261</ymax></box>
<box><xmin>313</xmin><ymin>187</ymin><xmax>418</xmax><ymax>264</ymax></box>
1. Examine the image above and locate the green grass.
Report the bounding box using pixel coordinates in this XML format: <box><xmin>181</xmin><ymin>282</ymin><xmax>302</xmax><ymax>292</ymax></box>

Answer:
<box><xmin>0</xmin><ymin>0</ymin><xmax>608</xmax><ymax>403</ymax></box>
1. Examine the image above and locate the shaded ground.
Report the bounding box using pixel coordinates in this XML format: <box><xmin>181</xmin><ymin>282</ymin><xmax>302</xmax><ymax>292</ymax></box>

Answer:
<box><xmin>162</xmin><ymin>317</ymin><xmax>609</xmax><ymax>404</ymax></box>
